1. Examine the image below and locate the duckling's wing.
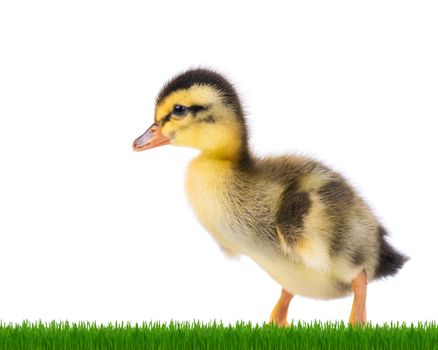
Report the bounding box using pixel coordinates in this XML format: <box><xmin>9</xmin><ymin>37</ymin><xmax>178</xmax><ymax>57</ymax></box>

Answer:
<box><xmin>274</xmin><ymin>177</ymin><xmax>352</xmax><ymax>272</ymax></box>
<box><xmin>274</xmin><ymin>180</ymin><xmax>333</xmax><ymax>271</ymax></box>
<box><xmin>275</xmin><ymin>185</ymin><xmax>311</xmax><ymax>250</ymax></box>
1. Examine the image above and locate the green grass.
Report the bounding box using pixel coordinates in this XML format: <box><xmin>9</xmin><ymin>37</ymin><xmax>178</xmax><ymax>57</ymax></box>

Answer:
<box><xmin>0</xmin><ymin>321</ymin><xmax>436</xmax><ymax>350</ymax></box>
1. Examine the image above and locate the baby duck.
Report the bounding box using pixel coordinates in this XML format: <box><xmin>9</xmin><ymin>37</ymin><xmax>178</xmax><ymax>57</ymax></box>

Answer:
<box><xmin>133</xmin><ymin>69</ymin><xmax>408</xmax><ymax>326</ymax></box>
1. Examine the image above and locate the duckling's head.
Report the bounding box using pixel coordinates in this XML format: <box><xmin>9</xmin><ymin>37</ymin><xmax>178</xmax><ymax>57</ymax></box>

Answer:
<box><xmin>133</xmin><ymin>69</ymin><xmax>251</xmax><ymax>166</ymax></box>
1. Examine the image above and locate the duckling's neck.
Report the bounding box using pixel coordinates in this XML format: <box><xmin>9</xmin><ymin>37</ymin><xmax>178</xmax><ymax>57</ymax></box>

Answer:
<box><xmin>201</xmin><ymin>136</ymin><xmax>252</xmax><ymax>169</ymax></box>
<box><xmin>199</xmin><ymin>121</ymin><xmax>253</xmax><ymax>169</ymax></box>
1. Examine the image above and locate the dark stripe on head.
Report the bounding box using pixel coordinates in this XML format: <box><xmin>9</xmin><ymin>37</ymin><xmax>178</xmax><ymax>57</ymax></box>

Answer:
<box><xmin>159</xmin><ymin>105</ymin><xmax>207</xmax><ymax>127</ymax></box>
<box><xmin>156</xmin><ymin>69</ymin><xmax>243</xmax><ymax>117</ymax></box>
<box><xmin>189</xmin><ymin>105</ymin><xmax>207</xmax><ymax>117</ymax></box>
<box><xmin>159</xmin><ymin>113</ymin><xmax>172</xmax><ymax>127</ymax></box>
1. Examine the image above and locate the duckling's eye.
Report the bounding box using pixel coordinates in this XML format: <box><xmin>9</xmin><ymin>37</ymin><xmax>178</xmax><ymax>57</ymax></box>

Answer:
<box><xmin>172</xmin><ymin>104</ymin><xmax>189</xmax><ymax>118</ymax></box>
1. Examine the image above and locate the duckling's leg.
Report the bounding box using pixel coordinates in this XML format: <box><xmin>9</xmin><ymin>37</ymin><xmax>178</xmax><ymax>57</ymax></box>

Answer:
<box><xmin>349</xmin><ymin>270</ymin><xmax>367</xmax><ymax>326</ymax></box>
<box><xmin>269</xmin><ymin>288</ymin><xmax>293</xmax><ymax>327</ymax></box>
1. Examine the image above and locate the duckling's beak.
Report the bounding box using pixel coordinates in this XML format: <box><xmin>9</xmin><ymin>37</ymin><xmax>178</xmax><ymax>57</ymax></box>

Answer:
<box><xmin>132</xmin><ymin>123</ymin><xmax>170</xmax><ymax>151</ymax></box>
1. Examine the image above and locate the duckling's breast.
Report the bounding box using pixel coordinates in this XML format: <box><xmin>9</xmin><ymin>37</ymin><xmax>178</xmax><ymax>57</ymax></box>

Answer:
<box><xmin>185</xmin><ymin>156</ymin><xmax>262</xmax><ymax>255</ymax></box>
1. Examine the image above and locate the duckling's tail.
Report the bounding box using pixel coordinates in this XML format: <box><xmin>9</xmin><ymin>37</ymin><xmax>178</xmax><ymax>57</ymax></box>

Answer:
<box><xmin>374</xmin><ymin>226</ymin><xmax>409</xmax><ymax>279</ymax></box>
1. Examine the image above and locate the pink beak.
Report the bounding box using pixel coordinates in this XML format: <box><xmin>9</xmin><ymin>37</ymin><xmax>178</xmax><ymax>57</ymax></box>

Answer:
<box><xmin>132</xmin><ymin>123</ymin><xmax>171</xmax><ymax>151</ymax></box>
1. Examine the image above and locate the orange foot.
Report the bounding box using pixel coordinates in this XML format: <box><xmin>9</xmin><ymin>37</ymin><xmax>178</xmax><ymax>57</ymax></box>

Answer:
<box><xmin>269</xmin><ymin>288</ymin><xmax>293</xmax><ymax>327</ymax></box>
<box><xmin>349</xmin><ymin>270</ymin><xmax>368</xmax><ymax>326</ymax></box>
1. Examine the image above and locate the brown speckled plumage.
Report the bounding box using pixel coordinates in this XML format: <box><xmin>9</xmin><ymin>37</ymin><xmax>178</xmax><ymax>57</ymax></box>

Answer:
<box><xmin>134</xmin><ymin>68</ymin><xmax>408</xmax><ymax>322</ymax></box>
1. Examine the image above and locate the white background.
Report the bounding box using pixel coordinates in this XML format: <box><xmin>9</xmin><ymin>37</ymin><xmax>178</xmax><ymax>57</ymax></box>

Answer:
<box><xmin>1</xmin><ymin>1</ymin><xmax>437</xmax><ymax>325</ymax></box>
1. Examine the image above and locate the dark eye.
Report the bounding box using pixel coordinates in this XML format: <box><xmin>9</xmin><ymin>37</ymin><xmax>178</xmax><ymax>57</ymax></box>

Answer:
<box><xmin>172</xmin><ymin>104</ymin><xmax>188</xmax><ymax>117</ymax></box>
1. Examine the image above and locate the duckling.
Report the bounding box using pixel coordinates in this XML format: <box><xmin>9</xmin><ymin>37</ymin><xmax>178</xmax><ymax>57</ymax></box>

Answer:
<box><xmin>133</xmin><ymin>68</ymin><xmax>408</xmax><ymax>326</ymax></box>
